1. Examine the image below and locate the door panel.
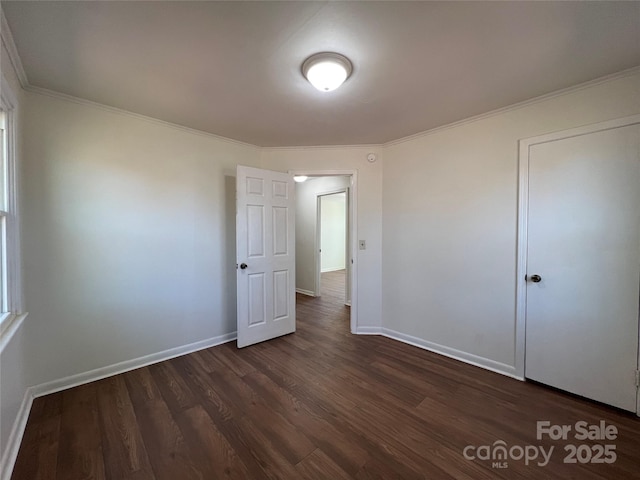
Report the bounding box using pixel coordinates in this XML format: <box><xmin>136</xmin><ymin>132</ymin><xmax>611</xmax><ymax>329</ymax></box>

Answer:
<box><xmin>273</xmin><ymin>207</ymin><xmax>288</xmax><ymax>255</ymax></box>
<box><xmin>273</xmin><ymin>270</ymin><xmax>290</xmax><ymax>319</ymax></box>
<box><xmin>525</xmin><ymin>124</ymin><xmax>640</xmax><ymax>411</ymax></box>
<box><xmin>237</xmin><ymin>166</ymin><xmax>296</xmax><ymax>348</ymax></box>
<box><xmin>248</xmin><ymin>273</ymin><xmax>266</xmax><ymax>326</ymax></box>
<box><xmin>247</xmin><ymin>205</ymin><xmax>265</xmax><ymax>257</ymax></box>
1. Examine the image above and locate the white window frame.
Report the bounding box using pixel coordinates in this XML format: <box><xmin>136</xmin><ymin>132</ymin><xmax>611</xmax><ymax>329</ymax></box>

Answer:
<box><xmin>0</xmin><ymin>75</ymin><xmax>26</xmax><ymax>351</ymax></box>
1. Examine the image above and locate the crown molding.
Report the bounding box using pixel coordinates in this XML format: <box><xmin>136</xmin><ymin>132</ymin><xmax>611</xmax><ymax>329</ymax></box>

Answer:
<box><xmin>22</xmin><ymin>82</ymin><xmax>381</xmax><ymax>152</ymax></box>
<box><xmin>0</xmin><ymin>7</ymin><xmax>28</xmax><ymax>89</ymax></box>
<box><xmin>262</xmin><ymin>143</ymin><xmax>383</xmax><ymax>151</ymax></box>
<box><xmin>22</xmin><ymin>61</ymin><xmax>640</xmax><ymax>151</ymax></box>
<box><xmin>384</xmin><ymin>65</ymin><xmax>640</xmax><ymax>148</ymax></box>
<box><xmin>25</xmin><ymin>84</ymin><xmax>260</xmax><ymax>150</ymax></box>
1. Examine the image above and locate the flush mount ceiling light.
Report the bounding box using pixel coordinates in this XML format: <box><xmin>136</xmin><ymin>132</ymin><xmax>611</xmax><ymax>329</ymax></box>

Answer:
<box><xmin>293</xmin><ymin>175</ymin><xmax>308</xmax><ymax>183</ymax></box>
<box><xmin>302</xmin><ymin>52</ymin><xmax>353</xmax><ymax>92</ymax></box>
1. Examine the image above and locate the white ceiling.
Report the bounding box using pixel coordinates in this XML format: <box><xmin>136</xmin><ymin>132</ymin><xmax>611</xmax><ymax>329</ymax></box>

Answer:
<box><xmin>3</xmin><ymin>1</ymin><xmax>639</xmax><ymax>147</ymax></box>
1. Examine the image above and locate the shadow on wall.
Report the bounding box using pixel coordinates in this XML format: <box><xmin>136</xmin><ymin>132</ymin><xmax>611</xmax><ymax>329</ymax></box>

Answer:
<box><xmin>224</xmin><ymin>174</ymin><xmax>238</xmax><ymax>333</ymax></box>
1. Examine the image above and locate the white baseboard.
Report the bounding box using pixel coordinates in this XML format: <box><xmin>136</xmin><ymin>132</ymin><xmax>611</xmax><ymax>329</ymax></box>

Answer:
<box><xmin>320</xmin><ymin>267</ymin><xmax>346</xmax><ymax>273</ymax></box>
<box><xmin>1</xmin><ymin>387</ymin><xmax>33</xmax><ymax>480</ymax></box>
<box><xmin>355</xmin><ymin>326</ymin><xmax>382</xmax><ymax>335</ymax></box>
<box><xmin>295</xmin><ymin>288</ymin><xmax>316</xmax><ymax>297</ymax></box>
<box><xmin>32</xmin><ymin>332</ymin><xmax>237</xmax><ymax>398</ymax></box>
<box><xmin>1</xmin><ymin>331</ymin><xmax>238</xmax><ymax>480</ymax></box>
<box><xmin>381</xmin><ymin>328</ymin><xmax>521</xmax><ymax>380</ymax></box>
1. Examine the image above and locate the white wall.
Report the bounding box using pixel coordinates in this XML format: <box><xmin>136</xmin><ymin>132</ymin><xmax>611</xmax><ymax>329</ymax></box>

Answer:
<box><xmin>295</xmin><ymin>176</ymin><xmax>350</xmax><ymax>293</ymax></box>
<box><xmin>320</xmin><ymin>192</ymin><xmax>346</xmax><ymax>273</ymax></box>
<box><xmin>382</xmin><ymin>70</ymin><xmax>640</xmax><ymax>375</ymax></box>
<box><xmin>20</xmin><ymin>91</ymin><xmax>260</xmax><ymax>389</ymax></box>
<box><xmin>0</xmin><ymin>34</ymin><xmax>29</xmax><ymax>473</ymax></box>
<box><xmin>262</xmin><ymin>147</ymin><xmax>383</xmax><ymax>330</ymax></box>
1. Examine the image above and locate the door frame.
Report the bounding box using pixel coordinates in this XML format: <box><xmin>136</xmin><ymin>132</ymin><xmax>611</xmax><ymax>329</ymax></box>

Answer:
<box><xmin>289</xmin><ymin>169</ymin><xmax>358</xmax><ymax>334</ymax></box>
<box><xmin>315</xmin><ymin>188</ymin><xmax>350</xmax><ymax>305</ymax></box>
<box><xmin>515</xmin><ymin>114</ymin><xmax>640</xmax><ymax>414</ymax></box>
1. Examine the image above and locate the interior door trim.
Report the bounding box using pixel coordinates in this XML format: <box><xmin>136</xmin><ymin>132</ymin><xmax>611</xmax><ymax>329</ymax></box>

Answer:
<box><xmin>515</xmin><ymin>114</ymin><xmax>640</xmax><ymax>410</ymax></box>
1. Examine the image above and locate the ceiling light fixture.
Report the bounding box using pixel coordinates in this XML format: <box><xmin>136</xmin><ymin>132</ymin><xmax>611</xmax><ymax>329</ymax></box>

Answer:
<box><xmin>293</xmin><ymin>175</ymin><xmax>308</xmax><ymax>183</ymax></box>
<box><xmin>302</xmin><ymin>52</ymin><xmax>353</xmax><ymax>92</ymax></box>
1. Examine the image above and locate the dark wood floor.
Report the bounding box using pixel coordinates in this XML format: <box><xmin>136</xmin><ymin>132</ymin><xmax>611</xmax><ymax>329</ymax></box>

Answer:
<box><xmin>12</xmin><ymin>271</ymin><xmax>640</xmax><ymax>479</ymax></box>
<box><xmin>319</xmin><ymin>269</ymin><xmax>347</xmax><ymax>303</ymax></box>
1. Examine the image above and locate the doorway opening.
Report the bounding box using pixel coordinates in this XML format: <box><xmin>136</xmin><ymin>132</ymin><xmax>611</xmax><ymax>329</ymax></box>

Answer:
<box><xmin>291</xmin><ymin>171</ymin><xmax>357</xmax><ymax>334</ymax></box>
<box><xmin>317</xmin><ymin>190</ymin><xmax>349</xmax><ymax>305</ymax></box>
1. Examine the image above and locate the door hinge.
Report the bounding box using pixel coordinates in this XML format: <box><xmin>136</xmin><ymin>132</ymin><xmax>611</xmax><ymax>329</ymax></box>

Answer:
<box><xmin>636</xmin><ymin>370</ymin><xmax>640</xmax><ymax>388</ymax></box>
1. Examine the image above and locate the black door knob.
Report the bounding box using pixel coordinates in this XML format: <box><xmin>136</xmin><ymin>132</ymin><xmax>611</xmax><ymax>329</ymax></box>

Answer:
<box><xmin>240</xmin><ymin>263</ymin><xmax>248</xmax><ymax>270</ymax></box>
<box><xmin>529</xmin><ymin>274</ymin><xmax>542</xmax><ymax>283</ymax></box>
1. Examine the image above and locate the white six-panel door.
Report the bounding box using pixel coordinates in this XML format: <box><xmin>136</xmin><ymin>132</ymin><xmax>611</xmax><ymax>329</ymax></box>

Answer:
<box><xmin>236</xmin><ymin>166</ymin><xmax>295</xmax><ymax>348</ymax></box>
<box><xmin>524</xmin><ymin>121</ymin><xmax>640</xmax><ymax>412</ymax></box>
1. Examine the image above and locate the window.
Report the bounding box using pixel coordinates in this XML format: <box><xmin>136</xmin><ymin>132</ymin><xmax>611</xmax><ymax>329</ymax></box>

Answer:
<box><xmin>0</xmin><ymin>77</ymin><xmax>24</xmax><ymax>343</ymax></box>
<box><xmin>0</xmin><ymin>110</ymin><xmax>7</xmax><ymax>314</ymax></box>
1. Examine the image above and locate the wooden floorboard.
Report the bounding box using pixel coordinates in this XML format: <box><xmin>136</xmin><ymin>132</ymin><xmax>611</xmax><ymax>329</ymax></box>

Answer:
<box><xmin>11</xmin><ymin>270</ymin><xmax>640</xmax><ymax>479</ymax></box>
